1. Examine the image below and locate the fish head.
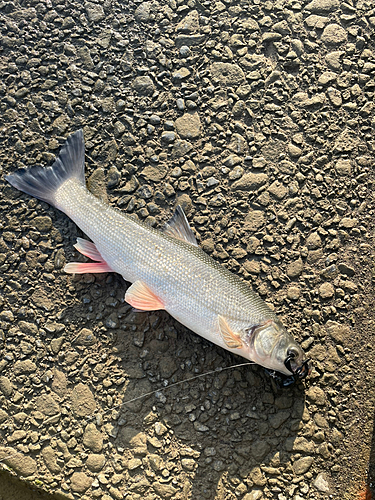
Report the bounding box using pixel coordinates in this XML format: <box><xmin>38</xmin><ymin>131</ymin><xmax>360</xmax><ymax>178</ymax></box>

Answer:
<box><xmin>246</xmin><ymin>319</ymin><xmax>311</xmax><ymax>383</ymax></box>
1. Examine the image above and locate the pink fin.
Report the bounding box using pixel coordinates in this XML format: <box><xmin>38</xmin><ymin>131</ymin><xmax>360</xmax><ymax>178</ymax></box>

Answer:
<box><xmin>64</xmin><ymin>262</ymin><xmax>113</xmax><ymax>274</ymax></box>
<box><xmin>74</xmin><ymin>237</ymin><xmax>103</xmax><ymax>261</ymax></box>
<box><xmin>125</xmin><ymin>281</ymin><xmax>165</xmax><ymax>311</ymax></box>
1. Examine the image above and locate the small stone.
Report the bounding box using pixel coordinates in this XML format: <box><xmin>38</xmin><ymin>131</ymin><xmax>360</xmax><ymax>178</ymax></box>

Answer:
<box><xmin>286</xmin><ymin>258</ymin><xmax>304</xmax><ymax>278</ymax></box>
<box><xmin>305</xmin><ymin>14</ymin><xmax>329</xmax><ymax>29</ymax></box>
<box><xmin>287</xmin><ymin>286</ymin><xmax>300</xmax><ymax>300</ymax></box>
<box><xmin>288</xmin><ymin>143</ymin><xmax>302</xmax><ymax>157</ymax></box>
<box><xmin>154</xmin><ymin>422</ymin><xmax>168</xmax><ymax>436</ymax></box>
<box><xmin>8</xmin><ymin>430</ymin><xmax>27</xmax><ymax>443</ymax></box>
<box><xmin>244</xmin><ymin>211</ymin><xmax>265</xmax><ymax>232</ymax></box>
<box><xmin>75</xmin><ymin>328</ymin><xmax>97</xmax><ymax>346</ymax></box>
<box><xmin>305</xmin><ymin>0</ymin><xmax>340</xmax><ymax>12</ymax></box>
<box><xmin>50</xmin><ymin>336</ymin><xmax>64</xmax><ymax>354</ymax></box>
<box><xmin>71</xmin><ymin>383</ymin><xmax>96</xmax><ymax>417</ymax></box>
<box><xmin>337</xmin><ymin>262</ymin><xmax>355</xmax><ymax>275</ymax></box>
<box><xmin>293</xmin><ymin>456</ymin><xmax>314</xmax><ymax>474</ymax></box>
<box><xmin>224</xmin><ymin>155</ymin><xmax>242</xmax><ymax>168</ymax></box>
<box><xmin>243</xmin><ymin>491</ymin><xmax>263</xmax><ymax>500</ymax></box>
<box><xmin>175</xmin><ymin>112</ymin><xmax>201</xmax><ymax>139</ymax></box>
<box><xmin>318</xmin><ymin>71</ymin><xmax>337</xmax><ymax>85</ymax></box>
<box><xmin>327</xmin><ymin>87</ymin><xmax>342</xmax><ymax>106</ymax></box>
<box><xmin>307</xmin><ymin>386</ymin><xmax>326</xmax><ymax>405</ymax></box>
<box><xmin>321</xmin><ymin>24</ymin><xmax>347</xmax><ymax>45</ymax></box>
<box><xmin>132</xmin><ymin>76</ymin><xmax>154</xmax><ymax>96</ymax></box>
<box><xmin>172</xmin><ymin>67</ymin><xmax>191</xmax><ymax>81</ymax></box>
<box><xmin>231</xmin><ymin>173</ymin><xmax>268</xmax><ymax>192</ymax></box>
<box><xmin>42</xmin><ymin>446</ymin><xmax>61</xmax><ymax>474</ymax></box>
<box><xmin>177</xmin><ymin>10</ymin><xmax>199</xmax><ymax>33</ymax></box>
<box><xmin>339</xmin><ymin>217</ymin><xmax>357</xmax><ymax>229</ymax></box>
<box><xmin>0</xmin><ymin>376</ymin><xmax>13</xmax><ymax>397</ymax></box>
<box><xmin>313</xmin><ymin>472</ymin><xmax>330</xmax><ymax>493</ymax></box>
<box><xmin>118</xmin><ymin>428</ymin><xmax>148</xmax><ymax>455</ymax></box>
<box><xmin>13</xmin><ymin>360</ymin><xmax>37</xmax><ymax>375</ymax></box>
<box><xmin>0</xmin><ymin>410</ymin><xmax>8</xmax><ymax>423</ymax></box>
<box><xmin>128</xmin><ymin>458</ymin><xmax>142</xmax><ymax>470</ymax></box>
<box><xmin>85</xmin><ymin>1</ymin><xmax>105</xmax><ymax>22</ymax></box>
<box><xmin>141</xmin><ymin>164</ymin><xmax>167</xmax><ymax>182</ymax></box>
<box><xmin>70</xmin><ymin>471</ymin><xmax>93</xmax><ymax>493</ymax></box>
<box><xmin>319</xmin><ymin>282</ymin><xmax>335</xmax><ymax>299</ymax></box>
<box><xmin>107</xmin><ymin>166</ymin><xmax>121</xmax><ymax>189</ymax></box>
<box><xmin>175</xmin><ymin>34</ymin><xmax>206</xmax><ymax>49</ymax></box>
<box><xmin>306</xmin><ymin>232</ymin><xmax>322</xmax><ymax>249</ymax></box>
<box><xmin>32</xmin><ymin>216</ymin><xmax>52</xmax><ymax>232</ymax></box>
<box><xmin>83</xmin><ymin>423</ymin><xmax>103</xmax><ymax>452</ymax></box>
<box><xmin>35</xmin><ymin>394</ymin><xmax>60</xmax><ymax>416</ymax></box>
<box><xmin>325</xmin><ymin>320</ymin><xmax>349</xmax><ymax>343</ymax></box>
<box><xmin>268</xmin><ymin>181</ymin><xmax>287</xmax><ymax>200</ymax></box>
<box><xmin>122</xmin><ymin>176</ymin><xmax>139</xmax><ymax>194</ymax></box>
<box><xmin>88</xmin><ymin>167</ymin><xmax>108</xmax><ymax>203</ymax></box>
<box><xmin>31</xmin><ymin>288</ymin><xmax>53</xmax><ymax>311</ymax></box>
<box><xmin>211</xmin><ymin>62</ymin><xmax>245</xmax><ymax>86</ymax></box>
<box><xmin>0</xmin><ymin>447</ymin><xmax>37</xmax><ymax>477</ymax></box>
<box><xmin>335</xmin><ymin>159</ymin><xmax>351</xmax><ymax>176</ymax></box>
<box><xmin>153</xmin><ymin>482</ymin><xmax>177</xmax><ymax>498</ymax></box>
<box><xmin>161</xmin><ymin>131</ymin><xmax>176</xmax><ymax>143</ymax></box>
<box><xmin>134</xmin><ymin>1</ymin><xmax>152</xmax><ymax>22</ymax></box>
<box><xmin>87</xmin><ymin>454</ymin><xmax>106</xmax><ymax>472</ymax></box>
<box><xmin>251</xmin><ymin>440</ymin><xmax>270</xmax><ymax>461</ymax></box>
<box><xmin>325</xmin><ymin>51</ymin><xmax>344</xmax><ymax>71</ymax></box>
<box><xmin>149</xmin><ymin>454</ymin><xmax>163</xmax><ymax>471</ymax></box>
<box><xmin>181</xmin><ymin>458</ymin><xmax>196</xmax><ymax>471</ymax></box>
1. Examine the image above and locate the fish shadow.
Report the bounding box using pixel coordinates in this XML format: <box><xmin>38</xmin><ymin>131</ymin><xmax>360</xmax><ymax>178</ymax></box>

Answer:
<box><xmin>109</xmin><ymin>313</ymin><xmax>307</xmax><ymax>499</ymax></box>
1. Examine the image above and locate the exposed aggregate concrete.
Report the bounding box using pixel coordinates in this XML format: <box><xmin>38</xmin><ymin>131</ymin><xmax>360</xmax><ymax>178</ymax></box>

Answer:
<box><xmin>0</xmin><ymin>0</ymin><xmax>375</xmax><ymax>499</ymax></box>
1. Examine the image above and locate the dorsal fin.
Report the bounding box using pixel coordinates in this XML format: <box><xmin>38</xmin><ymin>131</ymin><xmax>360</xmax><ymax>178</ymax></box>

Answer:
<box><xmin>162</xmin><ymin>205</ymin><xmax>198</xmax><ymax>246</ymax></box>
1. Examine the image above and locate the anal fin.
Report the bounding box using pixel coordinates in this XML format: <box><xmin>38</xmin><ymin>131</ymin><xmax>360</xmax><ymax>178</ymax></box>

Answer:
<box><xmin>125</xmin><ymin>281</ymin><xmax>165</xmax><ymax>311</ymax></box>
<box><xmin>218</xmin><ymin>315</ymin><xmax>243</xmax><ymax>349</ymax></box>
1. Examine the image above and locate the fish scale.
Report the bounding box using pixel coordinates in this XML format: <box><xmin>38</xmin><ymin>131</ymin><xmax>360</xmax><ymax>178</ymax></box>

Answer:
<box><xmin>55</xmin><ymin>178</ymin><xmax>274</xmax><ymax>352</ymax></box>
<box><xmin>5</xmin><ymin>130</ymin><xmax>310</xmax><ymax>384</ymax></box>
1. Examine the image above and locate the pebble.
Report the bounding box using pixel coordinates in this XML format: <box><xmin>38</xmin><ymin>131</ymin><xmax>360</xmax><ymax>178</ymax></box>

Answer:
<box><xmin>305</xmin><ymin>0</ymin><xmax>340</xmax><ymax>12</ymax></box>
<box><xmin>210</xmin><ymin>62</ymin><xmax>245</xmax><ymax>86</ymax></box>
<box><xmin>83</xmin><ymin>423</ymin><xmax>103</xmax><ymax>452</ymax></box>
<box><xmin>0</xmin><ymin>447</ymin><xmax>37</xmax><ymax>477</ymax></box>
<box><xmin>231</xmin><ymin>173</ymin><xmax>268</xmax><ymax>192</ymax></box>
<box><xmin>175</xmin><ymin>112</ymin><xmax>201</xmax><ymax>139</ymax></box>
<box><xmin>321</xmin><ymin>24</ymin><xmax>348</xmax><ymax>45</ymax></box>
<box><xmin>71</xmin><ymin>383</ymin><xmax>96</xmax><ymax>417</ymax></box>
<box><xmin>313</xmin><ymin>472</ymin><xmax>331</xmax><ymax>492</ymax></box>
<box><xmin>70</xmin><ymin>472</ymin><xmax>93</xmax><ymax>493</ymax></box>
<box><xmin>319</xmin><ymin>282</ymin><xmax>335</xmax><ymax>299</ymax></box>
<box><xmin>132</xmin><ymin>76</ymin><xmax>155</xmax><ymax>96</ymax></box>
<box><xmin>286</xmin><ymin>258</ymin><xmax>304</xmax><ymax>278</ymax></box>
<box><xmin>41</xmin><ymin>446</ymin><xmax>61</xmax><ymax>474</ymax></box>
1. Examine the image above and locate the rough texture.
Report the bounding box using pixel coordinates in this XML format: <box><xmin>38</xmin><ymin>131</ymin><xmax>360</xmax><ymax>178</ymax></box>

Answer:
<box><xmin>0</xmin><ymin>1</ymin><xmax>374</xmax><ymax>500</ymax></box>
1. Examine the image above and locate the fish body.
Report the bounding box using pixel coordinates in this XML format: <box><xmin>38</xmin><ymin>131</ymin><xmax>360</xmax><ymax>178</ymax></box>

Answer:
<box><xmin>6</xmin><ymin>131</ymin><xmax>310</xmax><ymax>384</ymax></box>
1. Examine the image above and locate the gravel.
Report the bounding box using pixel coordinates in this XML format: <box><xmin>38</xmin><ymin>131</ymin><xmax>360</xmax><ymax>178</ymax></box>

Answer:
<box><xmin>0</xmin><ymin>0</ymin><xmax>375</xmax><ymax>499</ymax></box>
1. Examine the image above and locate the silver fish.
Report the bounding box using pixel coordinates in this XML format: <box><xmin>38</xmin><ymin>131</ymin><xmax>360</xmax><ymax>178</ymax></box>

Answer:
<box><xmin>6</xmin><ymin>130</ymin><xmax>310</xmax><ymax>386</ymax></box>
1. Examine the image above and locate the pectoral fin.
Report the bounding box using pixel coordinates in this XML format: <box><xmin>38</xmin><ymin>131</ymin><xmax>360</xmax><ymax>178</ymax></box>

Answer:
<box><xmin>218</xmin><ymin>315</ymin><xmax>243</xmax><ymax>349</ymax></box>
<box><xmin>125</xmin><ymin>281</ymin><xmax>165</xmax><ymax>311</ymax></box>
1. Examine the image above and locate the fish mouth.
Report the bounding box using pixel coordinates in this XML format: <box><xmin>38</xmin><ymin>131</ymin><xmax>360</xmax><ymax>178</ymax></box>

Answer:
<box><xmin>265</xmin><ymin>358</ymin><xmax>312</xmax><ymax>388</ymax></box>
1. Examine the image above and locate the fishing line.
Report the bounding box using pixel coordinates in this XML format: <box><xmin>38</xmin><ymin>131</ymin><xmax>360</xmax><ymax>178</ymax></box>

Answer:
<box><xmin>0</xmin><ymin>361</ymin><xmax>255</xmax><ymax>465</ymax></box>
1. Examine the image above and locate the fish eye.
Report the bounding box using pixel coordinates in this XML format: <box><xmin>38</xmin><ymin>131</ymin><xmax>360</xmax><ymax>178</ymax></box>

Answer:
<box><xmin>287</xmin><ymin>346</ymin><xmax>300</xmax><ymax>359</ymax></box>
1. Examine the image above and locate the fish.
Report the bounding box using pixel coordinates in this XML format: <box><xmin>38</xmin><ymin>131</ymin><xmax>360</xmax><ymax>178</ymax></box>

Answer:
<box><xmin>5</xmin><ymin>130</ymin><xmax>310</xmax><ymax>387</ymax></box>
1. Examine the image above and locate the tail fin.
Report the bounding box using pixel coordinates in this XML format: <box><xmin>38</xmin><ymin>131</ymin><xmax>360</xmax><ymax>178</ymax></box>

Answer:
<box><xmin>5</xmin><ymin>130</ymin><xmax>85</xmax><ymax>207</ymax></box>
